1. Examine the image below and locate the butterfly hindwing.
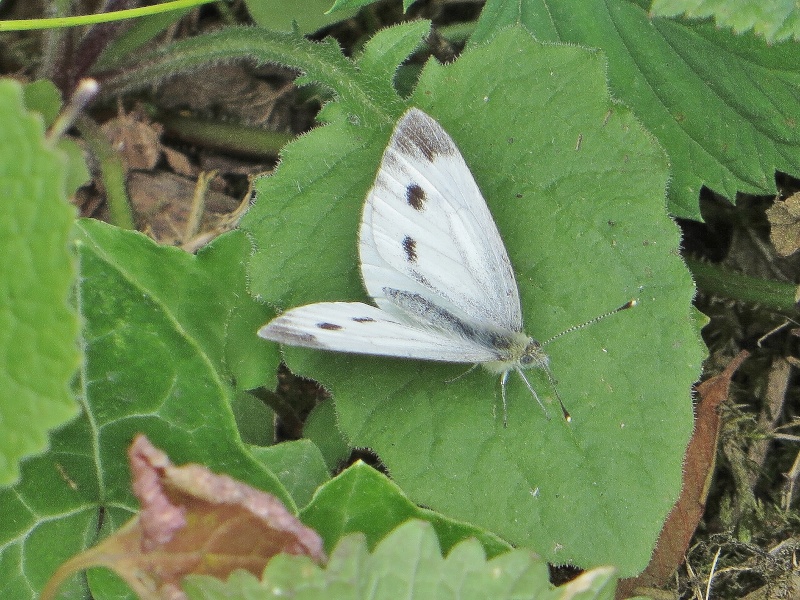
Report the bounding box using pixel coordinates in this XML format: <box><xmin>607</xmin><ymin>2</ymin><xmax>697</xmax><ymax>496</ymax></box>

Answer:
<box><xmin>359</xmin><ymin>108</ymin><xmax>523</xmax><ymax>333</ymax></box>
<box><xmin>259</xmin><ymin>302</ymin><xmax>500</xmax><ymax>363</ymax></box>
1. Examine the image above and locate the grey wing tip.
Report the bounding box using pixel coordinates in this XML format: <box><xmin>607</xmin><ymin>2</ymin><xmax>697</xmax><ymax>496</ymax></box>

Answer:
<box><xmin>399</xmin><ymin>107</ymin><xmax>434</xmax><ymax>128</ymax></box>
<box><xmin>258</xmin><ymin>322</ymin><xmax>318</xmax><ymax>346</ymax></box>
<box><xmin>394</xmin><ymin>107</ymin><xmax>454</xmax><ymax>161</ymax></box>
<box><xmin>257</xmin><ymin>321</ymin><xmax>277</xmax><ymax>339</ymax></box>
<box><xmin>402</xmin><ymin>106</ymin><xmax>428</xmax><ymax>119</ymax></box>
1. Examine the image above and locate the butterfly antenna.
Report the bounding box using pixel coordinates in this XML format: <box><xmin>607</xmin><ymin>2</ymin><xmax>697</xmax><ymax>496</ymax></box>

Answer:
<box><xmin>542</xmin><ymin>299</ymin><xmax>637</xmax><ymax>346</ymax></box>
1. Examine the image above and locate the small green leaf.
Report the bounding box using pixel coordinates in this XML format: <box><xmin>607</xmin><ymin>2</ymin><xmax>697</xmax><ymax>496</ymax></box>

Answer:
<box><xmin>232</xmin><ymin>391</ymin><xmax>274</xmax><ymax>447</ymax></box>
<box><xmin>58</xmin><ymin>139</ymin><xmax>91</xmax><ymax>196</ymax></box>
<box><xmin>651</xmin><ymin>0</ymin><xmax>800</xmax><ymax>43</ymax></box>
<box><xmin>0</xmin><ymin>79</ymin><xmax>79</xmax><ymax>486</ymax></box>
<box><xmin>304</xmin><ymin>399</ymin><xmax>351</xmax><ymax>471</ymax></box>
<box><xmin>357</xmin><ymin>20</ymin><xmax>430</xmax><ymax>97</ymax></box>
<box><xmin>301</xmin><ymin>461</ymin><xmax>511</xmax><ymax>558</ymax></box>
<box><xmin>22</xmin><ymin>80</ymin><xmax>93</xmax><ymax>196</ymax></box>
<box><xmin>21</xmin><ymin>79</ymin><xmax>62</xmax><ymax>125</ymax></box>
<box><xmin>250</xmin><ymin>439</ymin><xmax>330</xmax><ymax>508</ymax></box>
<box><xmin>248</xmin><ymin>0</ymin><xmax>358</xmax><ymax>33</ymax></box>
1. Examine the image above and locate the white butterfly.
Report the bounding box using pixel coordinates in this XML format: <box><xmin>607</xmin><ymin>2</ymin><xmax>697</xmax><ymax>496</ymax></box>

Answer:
<box><xmin>260</xmin><ymin>108</ymin><xmax>631</xmax><ymax>424</ymax></box>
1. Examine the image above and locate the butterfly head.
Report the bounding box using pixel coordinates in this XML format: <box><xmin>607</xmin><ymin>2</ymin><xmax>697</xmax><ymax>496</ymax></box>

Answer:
<box><xmin>519</xmin><ymin>339</ymin><xmax>549</xmax><ymax>371</ymax></box>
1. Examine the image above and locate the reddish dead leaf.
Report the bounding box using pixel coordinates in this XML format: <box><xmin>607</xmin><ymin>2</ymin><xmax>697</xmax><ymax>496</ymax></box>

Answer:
<box><xmin>617</xmin><ymin>350</ymin><xmax>749</xmax><ymax>598</ymax></box>
<box><xmin>41</xmin><ymin>435</ymin><xmax>325</xmax><ymax>600</ymax></box>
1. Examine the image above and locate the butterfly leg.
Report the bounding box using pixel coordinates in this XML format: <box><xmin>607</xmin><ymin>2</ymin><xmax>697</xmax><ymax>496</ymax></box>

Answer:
<box><xmin>500</xmin><ymin>370</ymin><xmax>510</xmax><ymax>428</ymax></box>
<box><xmin>445</xmin><ymin>363</ymin><xmax>479</xmax><ymax>384</ymax></box>
<box><xmin>513</xmin><ymin>366</ymin><xmax>552</xmax><ymax>421</ymax></box>
<box><xmin>541</xmin><ymin>365</ymin><xmax>572</xmax><ymax>422</ymax></box>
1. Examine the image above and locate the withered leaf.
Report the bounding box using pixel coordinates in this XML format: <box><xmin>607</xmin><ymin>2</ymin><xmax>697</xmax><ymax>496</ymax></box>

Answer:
<box><xmin>617</xmin><ymin>350</ymin><xmax>749</xmax><ymax>597</ymax></box>
<box><xmin>41</xmin><ymin>435</ymin><xmax>325</xmax><ymax>600</ymax></box>
<box><xmin>767</xmin><ymin>192</ymin><xmax>800</xmax><ymax>257</ymax></box>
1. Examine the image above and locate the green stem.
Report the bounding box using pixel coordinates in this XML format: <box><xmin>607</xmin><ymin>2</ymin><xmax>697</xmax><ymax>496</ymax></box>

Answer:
<box><xmin>0</xmin><ymin>0</ymin><xmax>212</xmax><ymax>31</ymax></box>
<box><xmin>159</xmin><ymin>113</ymin><xmax>294</xmax><ymax>157</ymax></box>
<box><xmin>685</xmin><ymin>257</ymin><xmax>798</xmax><ymax>313</ymax></box>
<box><xmin>76</xmin><ymin>116</ymin><xmax>136</xmax><ymax>230</ymax></box>
<box><xmin>97</xmin><ymin>27</ymin><xmax>397</xmax><ymax>126</ymax></box>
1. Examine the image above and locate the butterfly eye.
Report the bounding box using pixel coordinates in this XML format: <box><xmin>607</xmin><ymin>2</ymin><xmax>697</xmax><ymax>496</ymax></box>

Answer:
<box><xmin>520</xmin><ymin>340</ymin><xmax>546</xmax><ymax>368</ymax></box>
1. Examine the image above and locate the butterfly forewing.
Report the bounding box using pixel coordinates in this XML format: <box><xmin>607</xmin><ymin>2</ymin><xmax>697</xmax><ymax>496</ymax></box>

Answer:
<box><xmin>359</xmin><ymin>108</ymin><xmax>523</xmax><ymax>334</ymax></box>
<box><xmin>259</xmin><ymin>302</ymin><xmax>500</xmax><ymax>363</ymax></box>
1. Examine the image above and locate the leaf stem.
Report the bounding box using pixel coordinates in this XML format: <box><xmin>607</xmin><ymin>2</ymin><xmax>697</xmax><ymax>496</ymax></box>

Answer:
<box><xmin>685</xmin><ymin>257</ymin><xmax>798</xmax><ymax>313</ymax></box>
<box><xmin>96</xmin><ymin>27</ymin><xmax>395</xmax><ymax>126</ymax></box>
<box><xmin>0</xmin><ymin>0</ymin><xmax>212</xmax><ymax>31</ymax></box>
<box><xmin>158</xmin><ymin>113</ymin><xmax>294</xmax><ymax>157</ymax></box>
<box><xmin>76</xmin><ymin>116</ymin><xmax>136</xmax><ymax>230</ymax></box>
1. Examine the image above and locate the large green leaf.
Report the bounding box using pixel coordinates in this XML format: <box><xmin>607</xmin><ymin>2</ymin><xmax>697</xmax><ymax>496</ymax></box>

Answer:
<box><xmin>243</xmin><ymin>26</ymin><xmax>703</xmax><ymax>576</ymax></box>
<box><xmin>0</xmin><ymin>225</ymin><xmax>282</xmax><ymax>600</ymax></box>
<box><xmin>470</xmin><ymin>0</ymin><xmax>800</xmax><ymax>220</ymax></box>
<box><xmin>0</xmin><ymin>79</ymin><xmax>79</xmax><ymax>486</ymax></box>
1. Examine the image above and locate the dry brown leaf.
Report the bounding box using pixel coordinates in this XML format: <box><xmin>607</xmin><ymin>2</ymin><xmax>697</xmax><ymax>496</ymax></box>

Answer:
<box><xmin>101</xmin><ymin>109</ymin><xmax>164</xmax><ymax>172</ymax></box>
<box><xmin>128</xmin><ymin>171</ymin><xmax>240</xmax><ymax>246</ymax></box>
<box><xmin>41</xmin><ymin>435</ymin><xmax>325</xmax><ymax>600</ymax></box>
<box><xmin>766</xmin><ymin>192</ymin><xmax>800</xmax><ymax>257</ymax></box>
<box><xmin>617</xmin><ymin>350</ymin><xmax>749</xmax><ymax>598</ymax></box>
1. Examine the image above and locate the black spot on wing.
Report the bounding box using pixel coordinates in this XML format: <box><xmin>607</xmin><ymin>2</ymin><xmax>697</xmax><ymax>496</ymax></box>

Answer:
<box><xmin>352</xmin><ymin>317</ymin><xmax>375</xmax><ymax>323</ymax></box>
<box><xmin>406</xmin><ymin>183</ymin><xmax>426</xmax><ymax>210</ymax></box>
<box><xmin>402</xmin><ymin>236</ymin><xmax>417</xmax><ymax>263</ymax></box>
<box><xmin>317</xmin><ymin>322</ymin><xmax>343</xmax><ymax>330</ymax></box>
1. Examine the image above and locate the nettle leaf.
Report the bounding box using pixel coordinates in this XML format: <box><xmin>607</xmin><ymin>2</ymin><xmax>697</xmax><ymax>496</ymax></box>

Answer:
<box><xmin>245</xmin><ymin>27</ymin><xmax>703</xmax><ymax>576</ymax></box>
<box><xmin>250</xmin><ymin>439</ymin><xmax>330</xmax><ymax>508</ymax></box>
<box><xmin>183</xmin><ymin>520</ymin><xmax>619</xmax><ymax>600</ymax></box>
<box><xmin>0</xmin><ymin>79</ymin><xmax>79</xmax><ymax>486</ymax></box>
<box><xmin>651</xmin><ymin>0</ymin><xmax>800</xmax><ymax>44</ymax></box>
<box><xmin>471</xmin><ymin>0</ymin><xmax>800</xmax><ymax>220</ymax></box>
<box><xmin>0</xmin><ymin>224</ymin><xmax>281</xmax><ymax>600</ymax></box>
